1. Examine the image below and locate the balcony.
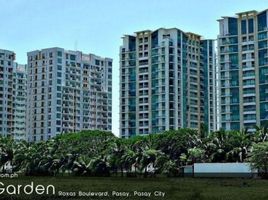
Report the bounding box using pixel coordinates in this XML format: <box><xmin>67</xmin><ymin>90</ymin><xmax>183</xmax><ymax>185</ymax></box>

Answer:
<box><xmin>243</xmin><ymin>101</ymin><xmax>256</xmax><ymax>106</ymax></box>
<box><xmin>242</xmin><ymin>57</ymin><xmax>254</xmax><ymax>62</ymax></box>
<box><xmin>221</xmin><ymin>76</ymin><xmax>231</xmax><ymax>80</ymax></box>
<box><xmin>220</xmin><ymin>59</ymin><xmax>231</xmax><ymax>64</ymax></box>
<box><xmin>241</xmin><ymin>41</ymin><xmax>254</xmax><ymax>46</ymax></box>
<box><xmin>221</xmin><ymin>93</ymin><xmax>231</xmax><ymax>97</ymax></box>
<box><xmin>247</xmin><ymin>128</ymin><xmax>256</xmax><ymax>132</ymax></box>
<box><xmin>244</xmin><ymin>119</ymin><xmax>256</xmax><ymax>124</ymax></box>
<box><xmin>242</xmin><ymin>76</ymin><xmax>255</xmax><ymax>80</ymax></box>
<box><xmin>221</xmin><ymin>109</ymin><xmax>231</xmax><ymax>114</ymax></box>
<box><xmin>243</xmin><ymin>110</ymin><xmax>256</xmax><ymax>115</ymax></box>
<box><xmin>243</xmin><ymin>93</ymin><xmax>255</xmax><ymax>97</ymax></box>
<box><xmin>242</xmin><ymin>67</ymin><xmax>255</xmax><ymax>72</ymax></box>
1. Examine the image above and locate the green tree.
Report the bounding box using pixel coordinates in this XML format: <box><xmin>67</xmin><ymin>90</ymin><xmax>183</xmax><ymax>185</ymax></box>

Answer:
<box><xmin>250</xmin><ymin>142</ymin><xmax>268</xmax><ymax>178</ymax></box>
<box><xmin>254</xmin><ymin>125</ymin><xmax>268</xmax><ymax>142</ymax></box>
<box><xmin>187</xmin><ymin>147</ymin><xmax>205</xmax><ymax>164</ymax></box>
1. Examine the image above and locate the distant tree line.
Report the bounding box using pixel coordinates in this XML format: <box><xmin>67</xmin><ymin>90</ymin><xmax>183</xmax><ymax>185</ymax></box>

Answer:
<box><xmin>0</xmin><ymin>127</ymin><xmax>268</xmax><ymax>177</ymax></box>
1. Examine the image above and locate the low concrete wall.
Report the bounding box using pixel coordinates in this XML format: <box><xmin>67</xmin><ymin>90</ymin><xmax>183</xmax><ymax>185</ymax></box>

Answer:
<box><xmin>193</xmin><ymin>163</ymin><xmax>257</xmax><ymax>177</ymax></box>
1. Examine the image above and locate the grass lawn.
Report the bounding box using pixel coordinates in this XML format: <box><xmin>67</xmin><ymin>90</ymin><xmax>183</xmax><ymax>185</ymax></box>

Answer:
<box><xmin>0</xmin><ymin>176</ymin><xmax>268</xmax><ymax>200</ymax></box>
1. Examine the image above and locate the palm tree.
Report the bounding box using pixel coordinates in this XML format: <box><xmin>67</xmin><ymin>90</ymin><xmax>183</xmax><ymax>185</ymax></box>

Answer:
<box><xmin>161</xmin><ymin>160</ymin><xmax>178</xmax><ymax>177</ymax></box>
<box><xmin>138</xmin><ymin>148</ymin><xmax>163</xmax><ymax>177</ymax></box>
<box><xmin>254</xmin><ymin>125</ymin><xmax>268</xmax><ymax>142</ymax></box>
<box><xmin>121</xmin><ymin>149</ymin><xmax>137</xmax><ymax>175</ymax></box>
<box><xmin>88</xmin><ymin>156</ymin><xmax>110</xmax><ymax>177</ymax></box>
<box><xmin>72</xmin><ymin>155</ymin><xmax>91</xmax><ymax>176</ymax></box>
<box><xmin>107</xmin><ymin>139</ymin><xmax>125</xmax><ymax>176</ymax></box>
<box><xmin>187</xmin><ymin>147</ymin><xmax>205</xmax><ymax>164</ymax></box>
<box><xmin>0</xmin><ymin>136</ymin><xmax>15</xmax><ymax>173</ymax></box>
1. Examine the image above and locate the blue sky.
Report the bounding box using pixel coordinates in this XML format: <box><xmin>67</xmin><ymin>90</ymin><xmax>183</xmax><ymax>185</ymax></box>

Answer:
<box><xmin>0</xmin><ymin>0</ymin><xmax>267</xmax><ymax>136</ymax></box>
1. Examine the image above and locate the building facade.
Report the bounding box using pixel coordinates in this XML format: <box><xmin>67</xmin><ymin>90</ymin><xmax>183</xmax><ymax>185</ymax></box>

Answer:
<box><xmin>120</xmin><ymin>28</ymin><xmax>217</xmax><ymax>138</ymax></box>
<box><xmin>0</xmin><ymin>49</ymin><xmax>27</xmax><ymax>140</ymax></box>
<box><xmin>218</xmin><ymin>9</ymin><xmax>268</xmax><ymax>132</ymax></box>
<box><xmin>12</xmin><ymin>64</ymin><xmax>27</xmax><ymax>140</ymax></box>
<box><xmin>26</xmin><ymin>48</ymin><xmax>112</xmax><ymax>141</ymax></box>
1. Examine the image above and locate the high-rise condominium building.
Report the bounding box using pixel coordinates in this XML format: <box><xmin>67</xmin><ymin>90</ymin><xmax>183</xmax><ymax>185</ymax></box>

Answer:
<box><xmin>27</xmin><ymin>47</ymin><xmax>112</xmax><ymax>141</ymax></box>
<box><xmin>218</xmin><ymin>9</ymin><xmax>268</xmax><ymax>132</ymax></box>
<box><xmin>12</xmin><ymin>64</ymin><xmax>27</xmax><ymax>140</ymax></box>
<box><xmin>120</xmin><ymin>28</ymin><xmax>217</xmax><ymax>138</ymax></box>
<box><xmin>0</xmin><ymin>49</ymin><xmax>27</xmax><ymax>140</ymax></box>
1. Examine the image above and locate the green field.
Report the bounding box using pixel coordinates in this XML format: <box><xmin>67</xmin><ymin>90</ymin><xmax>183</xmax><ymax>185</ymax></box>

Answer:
<box><xmin>1</xmin><ymin>176</ymin><xmax>268</xmax><ymax>200</ymax></box>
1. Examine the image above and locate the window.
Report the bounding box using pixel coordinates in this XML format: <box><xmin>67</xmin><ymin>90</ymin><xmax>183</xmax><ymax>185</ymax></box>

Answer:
<box><xmin>70</xmin><ymin>54</ymin><xmax>76</xmax><ymax>61</ymax></box>
<box><xmin>259</xmin><ymin>67</ymin><xmax>268</xmax><ymax>83</ymax></box>
<box><xmin>228</xmin><ymin>18</ymin><xmax>238</xmax><ymax>35</ymax></box>
<box><xmin>259</xmin><ymin>40</ymin><xmax>267</xmax><ymax>49</ymax></box>
<box><xmin>259</xmin><ymin>49</ymin><xmax>268</xmax><ymax>66</ymax></box>
<box><xmin>152</xmin><ymin>31</ymin><xmax>158</xmax><ymax>48</ymax></box>
<box><xmin>57</xmin><ymin>51</ymin><xmax>62</xmax><ymax>57</ymax></box>
<box><xmin>248</xmin><ymin>18</ymin><xmax>254</xmax><ymax>33</ymax></box>
<box><xmin>241</xmin><ymin>20</ymin><xmax>247</xmax><ymax>34</ymax></box>
<box><xmin>258</xmin><ymin>11</ymin><xmax>267</xmax><ymax>31</ymax></box>
<box><xmin>128</xmin><ymin>36</ymin><xmax>136</xmax><ymax>51</ymax></box>
<box><xmin>258</xmin><ymin>32</ymin><xmax>267</xmax><ymax>40</ymax></box>
<box><xmin>139</xmin><ymin>60</ymin><xmax>148</xmax><ymax>65</ymax></box>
